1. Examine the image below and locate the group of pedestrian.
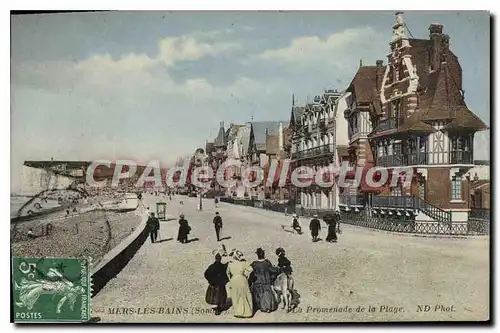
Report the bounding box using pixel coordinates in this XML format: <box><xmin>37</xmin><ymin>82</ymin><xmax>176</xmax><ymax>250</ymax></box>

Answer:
<box><xmin>146</xmin><ymin>212</ymin><xmax>193</xmax><ymax>244</ymax></box>
<box><xmin>289</xmin><ymin>212</ymin><xmax>341</xmax><ymax>243</ymax></box>
<box><xmin>204</xmin><ymin>247</ymin><xmax>294</xmax><ymax>317</ymax></box>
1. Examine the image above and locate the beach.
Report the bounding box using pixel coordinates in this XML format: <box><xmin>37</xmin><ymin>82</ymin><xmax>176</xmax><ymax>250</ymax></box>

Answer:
<box><xmin>11</xmin><ymin>195</ymin><xmax>143</xmax><ymax>268</ymax></box>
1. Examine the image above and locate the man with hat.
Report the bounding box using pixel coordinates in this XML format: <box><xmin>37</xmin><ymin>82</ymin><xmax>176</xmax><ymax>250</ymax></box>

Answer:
<box><xmin>213</xmin><ymin>212</ymin><xmax>223</xmax><ymax>241</ymax></box>
<box><xmin>147</xmin><ymin>212</ymin><xmax>160</xmax><ymax>243</ymax></box>
<box><xmin>309</xmin><ymin>214</ymin><xmax>321</xmax><ymax>242</ymax></box>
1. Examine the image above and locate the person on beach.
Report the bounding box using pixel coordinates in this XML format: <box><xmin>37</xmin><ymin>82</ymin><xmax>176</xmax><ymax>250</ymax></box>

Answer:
<box><xmin>226</xmin><ymin>250</ymin><xmax>253</xmax><ymax>318</ymax></box>
<box><xmin>177</xmin><ymin>214</ymin><xmax>191</xmax><ymax>244</ymax></box>
<box><xmin>27</xmin><ymin>228</ymin><xmax>37</xmax><ymax>239</ymax></box>
<box><xmin>250</xmin><ymin>248</ymin><xmax>279</xmax><ymax>314</ymax></box>
<box><xmin>291</xmin><ymin>214</ymin><xmax>302</xmax><ymax>234</ymax></box>
<box><xmin>147</xmin><ymin>212</ymin><xmax>160</xmax><ymax>243</ymax></box>
<box><xmin>309</xmin><ymin>214</ymin><xmax>321</xmax><ymax>242</ymax></box>
<box><xmin>204</xmin><ymin>253</ymin><xmax>229</xmax><ymax>315</ymax></box>
<box><xmin>213</xmin><ymin>212</ymin><xmax>223</xmax><ymax>241</ymax></box>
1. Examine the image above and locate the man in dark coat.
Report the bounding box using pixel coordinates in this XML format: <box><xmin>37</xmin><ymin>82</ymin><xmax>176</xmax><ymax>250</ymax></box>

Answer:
<box><xmin>204</xmin><ymin>253</ymin><xmax>229</xmax><ymax>315</ymax></box>
<box><xmin>309</xmin><ymin>214</ymin><xmax>321</xmax><ymax>242</ymax></box>
<box><xmin>213</xmin><ymin>212</ymin><xmax>223</xmax><ymax>241</ymax></box>
<box><xmin>147</xmin><ymin>212</ymin><xmax>160</xmax><ymax>243</ymax></box>
<box><xmin>177</xmin><ymin>214</ymin><xmax>191</xmax><ymax>244</ymax></box>
<box><xmin>323</xmin><ymin>212</ymin><xmax>338</xmax><ymax>243</ymax></box>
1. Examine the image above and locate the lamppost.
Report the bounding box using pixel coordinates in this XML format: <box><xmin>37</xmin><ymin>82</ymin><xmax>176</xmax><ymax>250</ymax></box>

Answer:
<box><xmin>194</xmin><ymin>148</ymin><xmax>208</xmax><ymax>211</ymax></box>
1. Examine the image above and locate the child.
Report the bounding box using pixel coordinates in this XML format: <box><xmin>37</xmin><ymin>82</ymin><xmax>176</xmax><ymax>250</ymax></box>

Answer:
<box><xmin>275</xmin><ymin>247</ymin><xmax>293</xmax><ymax>276</ymax></box>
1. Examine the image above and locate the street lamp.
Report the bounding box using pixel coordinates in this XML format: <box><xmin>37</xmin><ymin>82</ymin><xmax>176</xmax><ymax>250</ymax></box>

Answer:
<box><xmin>194</xmin><ymin>148</ymin><xmax>208</xmax><ymax>211</ymax></box>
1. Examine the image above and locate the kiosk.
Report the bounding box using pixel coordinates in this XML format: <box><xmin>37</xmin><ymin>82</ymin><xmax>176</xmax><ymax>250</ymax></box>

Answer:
<box><xmin>156</xmin><ymin>202</ymin><xmax>167</xmax><ymax>220</ymax></box>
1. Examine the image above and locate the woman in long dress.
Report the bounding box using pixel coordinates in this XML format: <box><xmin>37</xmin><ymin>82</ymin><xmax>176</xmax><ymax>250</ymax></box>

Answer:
<box><xmin>204</xmin><ymin>253</ymin><xmax>229</xmax><ymax>315</ymax></box>
<box><xmin>226</xmin><ymin>250</ymin><xmax>253</xmax><ymax>318</ymax></box>
<box><xmin>177</xmin><ymin>214</ymin><xmax>190</xmax><ymax>243</ymax></box>
<box><xmin>250</xmin><ymin>248</ymin><xmax>278</xmax><ymax>313</ymax></box>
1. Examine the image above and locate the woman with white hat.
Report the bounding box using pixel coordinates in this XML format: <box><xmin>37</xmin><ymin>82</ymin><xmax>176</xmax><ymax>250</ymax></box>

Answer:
<box><xmin>226</xmin><ymin>249</ymin><xmax>253</xmax><ymax>318</ymax></box>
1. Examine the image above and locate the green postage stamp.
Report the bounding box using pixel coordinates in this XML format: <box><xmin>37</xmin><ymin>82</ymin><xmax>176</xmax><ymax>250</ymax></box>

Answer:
<box><xmin>12</xmin><ymin>257</ymin><xmax>91</xmax><ymax>323</ymax></box>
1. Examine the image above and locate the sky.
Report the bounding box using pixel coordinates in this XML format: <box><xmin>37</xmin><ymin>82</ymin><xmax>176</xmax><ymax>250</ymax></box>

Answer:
<box><xmin>10</xmin><ymin>11</ymin><xmax>490</xmax><ymax>191</ymax></box>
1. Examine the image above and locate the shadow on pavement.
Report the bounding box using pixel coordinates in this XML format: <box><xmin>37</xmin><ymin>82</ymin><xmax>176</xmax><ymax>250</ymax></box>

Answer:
<box><xmin>187</xmin><ymin>238</ymin><xmax>199</xmax><ymax>243</ymax></box>
<box><xmin>156</xmin><ymin>238</ymin><xmax>173</xmax><ymax>243</ymax></box>
<box><xmin>219</xmin><ymin>236</ymin><xmax>232</xmax><ymax>241</ymax></box>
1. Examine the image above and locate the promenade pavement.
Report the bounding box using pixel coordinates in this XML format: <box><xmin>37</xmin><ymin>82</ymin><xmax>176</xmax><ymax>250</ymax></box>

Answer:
<box><xmin>92</xmin><ymin>194</ymin><xmax>489</xmax><ymax>323</ymax></box>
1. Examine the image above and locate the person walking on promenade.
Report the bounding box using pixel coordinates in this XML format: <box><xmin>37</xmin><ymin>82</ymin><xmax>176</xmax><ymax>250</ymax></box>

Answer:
<box><xmin>250</xmin><ymin>248</ymin><xmax>279</xmax><ymax>314</ymax></box>
<box><xmin>204</xmin><ymin>253</ymin><xmax>229</xmax><ymax>315</ymax></box>
<box><xmin>309</xmin><ymin>214</ymin><xmax>321</xmax><ymax>242</ymax></box>
<box><xmin>291</xmin><ymin>214</ymin><xmax>302</xmax><ymax>234</ymax></box>
<box><xmin>275</xmin><ymin>247</ymin><xmax>293</xmax><ymax>276</ymax></box>
<box><xmin>177</xmin><ymin>214</ymin><xmax>191</xmax><ymax>244</ymax></box>
<box><xmin>147</xmin><ymin>212</ymin><xmax>160</xmax><ymax>243</ymax></box>
<box><xmin>323</xmin><ymin>212</ymin><xmax>338</xmax><ymax>243</ymax></box>
<box><xmin>214</xmin><ymin>197</ymin><xmax>219</xmax><ymax>208</ymax></box>
<box><xmin>213</xmin><ymin>212</ymin><xmax>223</xmax><ymax>241</ymax></box>
<box><xmin>226</xmin><ymin>250</ymin><xmax>253</xmax><ymax>318</ymax></box>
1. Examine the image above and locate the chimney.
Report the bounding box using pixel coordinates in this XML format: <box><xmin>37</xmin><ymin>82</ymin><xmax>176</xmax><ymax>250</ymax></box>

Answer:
<box><xmin>429</xmin><ymin>23</ymin><xmax>444</xmax><ymax>71</ymax></box>
<box><xmin>376</xmin><ymin>60</ymin><xmax>384</xmax><ymax>67</ymax></box>
<box><xmin>220</xmin><ymin>121</ymin><xmax>224</xmax><ymax>128</ymax></box>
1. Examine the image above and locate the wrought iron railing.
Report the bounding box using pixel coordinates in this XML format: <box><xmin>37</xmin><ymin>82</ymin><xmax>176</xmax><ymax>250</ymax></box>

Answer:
<box><xmin>450</xmin><ymin>151</ymin><xmax>473</xmax><ymax>164</ymax></box>
<box><xmin>467</xmin><ymin>218</ymin><xmax>490</xmax><ymax>235</ymax></box>
<box><xmin>376</xmin><ymin>151</ymin><xmax>473</xmax><ymax>167</ymax></box>
<box><xmin>292</xmin><ymin>144</ymin><xmax>335</xmax><ymax>160</ymax></box>
<box><xmin>376</xmin><ymin>155</ymin><xmax>405</xmax><ymax>167</ymax></box>
<box><xmin>339</xmin><ymin>194</ymin><xmax>365</xmax><ymax>206</ymax></box>
<box><xmin>372</xmin><ymin>195</ymin><xmax>416</xmax><ymax>209</ymax></box>
<box><xmin>415</xmin><ymin>197</ymin><xmax>451</xmax><ymax>223</ymax></box>
<box><xmin>218</xmin><ymin>198</ymin><xmax>489</xmax><ymax>235</ymax></box>
<box><xmin>469</xmin><ymin>208</ymin><xmax>490</xmax><ymax>220</ymax></box>
<box><xmin>406</xmin><ymin>152</ymin><xmax>428</xmax><ymax>165</ymax></box>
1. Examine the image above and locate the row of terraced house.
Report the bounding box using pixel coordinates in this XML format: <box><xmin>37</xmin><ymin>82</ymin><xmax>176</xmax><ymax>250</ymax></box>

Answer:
<box><xmin>198</xmin><ymin>12</ymin><xmax>489</xmax><ymax>223</ymax></box>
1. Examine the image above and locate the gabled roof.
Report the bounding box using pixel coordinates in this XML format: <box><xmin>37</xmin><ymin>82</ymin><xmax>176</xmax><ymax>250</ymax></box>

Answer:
<box><xmin>214</xmin><ymin>125</ymin><xmax>226</xmax><ymax>147</ymax></box>
<box><xmin>252</xmin><ymin>121</ymin><xmax>289</xmax><ymax>151</ymax></box>
<box><xmin>205</xmin><ymin>141</ymin><xmax>215</xmax><ymax>154</ymax></box>
<box><xmin>225</xmin><ymin>124</ymin><xmax>245</xmax><ymax>144</ymax></box>
<box><xmin>265</xmin><ymin>134</ymin><xmax>279</xmax><ymax>155</ymax></box>
<box><xmin>290</xmin><ymin>106</ymin><xmax>305</xmax><ymax>125</ymax></box>
<box><xmin>347</xmin><ymin>66</ymin><xmax>385</xmax><ymax>104</ymax></box>
<box><xmin>236</xmin><ymin>124</ymin><xmax>251</xmax><ymax>155</ymax></box>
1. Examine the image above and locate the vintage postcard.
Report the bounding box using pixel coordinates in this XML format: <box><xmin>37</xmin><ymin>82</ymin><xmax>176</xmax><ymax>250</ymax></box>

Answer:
<box><xmin>10</xmin><ymin>10</ymin><xmax>490</xmax><ymax>323</ymax></box>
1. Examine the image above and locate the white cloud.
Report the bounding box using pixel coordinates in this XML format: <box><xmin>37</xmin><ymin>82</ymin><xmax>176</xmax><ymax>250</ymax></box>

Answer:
<box><xmin>10</xmin><ymin>32</ymin><xmax>287</xmax><ymax>188</ymax></box>
<box><xmin>157</xmin><ymin>35</ymin><xmax>240</xmax><ymax>67</ymax></box>
<box><xmin>258</xmin><ymin>27</ymin><xmax>386</xmax><ymax>70</ymax></box>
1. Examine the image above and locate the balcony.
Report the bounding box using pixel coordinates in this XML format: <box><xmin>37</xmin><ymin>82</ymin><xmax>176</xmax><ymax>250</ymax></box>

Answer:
<box><xmin>339</xmin><ymin>194</ymin><xmax>365</xmax><ymax>207</ymax></box>
<box><xmin>375</xmin><ymin>118</ymin><xmax>398</xmax><ymax>132</ymax></box>
<box><xmin>292</xmin><ymin>144</ymin><xmax>335</xmax><ymax>161</ymax></box>
<box><xmin>376</xmin><ymin>151</ymin><xmax>474</xmax><ymax>167</ymax></box>
<box><xmin>450</xmin><ymin>151</ymin><xmax>473</xmax><ymax>164</ymax></box>
<box><xmin>372</xmin><ymin>195</ymin><xmax>416</xmax><ymax>209</ymax></box>
<box><xmin>376</xmin><ymin>155</ymin><xmax>404</xmax><ymax>167</ymax></box>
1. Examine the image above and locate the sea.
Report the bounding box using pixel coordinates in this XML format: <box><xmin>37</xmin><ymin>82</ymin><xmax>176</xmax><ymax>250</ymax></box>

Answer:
<box><xmin>10</xmin><ymin>196</ymin><xmax>61</xmax><ymax>219</ymax></box>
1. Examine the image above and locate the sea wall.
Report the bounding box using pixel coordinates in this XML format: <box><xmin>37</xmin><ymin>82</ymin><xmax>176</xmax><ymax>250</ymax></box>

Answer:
<box><xmin>91</xmin><ymin>207</ymin><xmax>149</xmax><ymax>296</ymax></box>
